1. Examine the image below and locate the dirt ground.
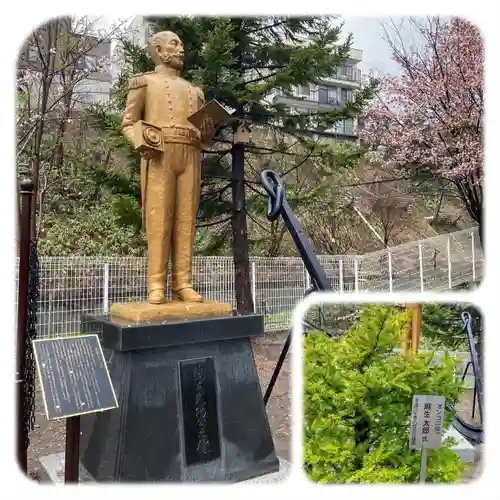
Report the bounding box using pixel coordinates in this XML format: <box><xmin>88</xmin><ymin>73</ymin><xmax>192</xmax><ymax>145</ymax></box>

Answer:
<box><xmin>26</xmin><ymin>330</ymin><xmax>291</xmax><ymax>480</ymax></box>
<box><xmin>252</xmin><ymin>330</ymin><xmax>291</xmax><ymax>461</ymax></box>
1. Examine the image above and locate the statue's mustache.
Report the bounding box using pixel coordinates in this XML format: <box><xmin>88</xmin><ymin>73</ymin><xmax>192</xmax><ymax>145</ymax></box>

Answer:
<box><xmin>161</xmin><ymin>53</ymin><xmax>184</xmax><ymax>63</ymax></box>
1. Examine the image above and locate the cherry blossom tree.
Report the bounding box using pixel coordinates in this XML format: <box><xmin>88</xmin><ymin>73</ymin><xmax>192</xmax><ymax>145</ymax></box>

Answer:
<box><xmin>16</xmin><ymin>16</ymin><xmax>126</xmax><ymax>238</ymax></box>
<box><xmin>358</xmin><ymin>17</ymin><xmax>484</xmax><ymax>243</ymax></box>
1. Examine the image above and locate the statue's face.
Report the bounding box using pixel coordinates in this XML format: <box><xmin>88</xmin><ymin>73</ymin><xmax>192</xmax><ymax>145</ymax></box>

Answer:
<box><xmin>156</xmin><ymin>33</ymin><xmax>184</xmax><ymax>70</ymax></box>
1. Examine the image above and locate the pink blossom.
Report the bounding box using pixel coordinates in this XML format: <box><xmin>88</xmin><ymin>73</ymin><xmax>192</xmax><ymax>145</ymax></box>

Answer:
<box><xmin>358</xmin><ymin>18</ymin><xmax>483</xmax><ymax>183</ymax></box>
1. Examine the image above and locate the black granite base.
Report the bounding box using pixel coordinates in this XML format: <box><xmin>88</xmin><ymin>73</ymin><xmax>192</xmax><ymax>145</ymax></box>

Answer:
<box><xmin>79</xmin><ymin>313</ymin><xmax>279</xmax><ymax>482</ymax></box>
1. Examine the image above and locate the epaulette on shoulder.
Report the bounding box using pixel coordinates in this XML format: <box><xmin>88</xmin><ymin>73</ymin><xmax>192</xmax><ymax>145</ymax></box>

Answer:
<box><xmin>193</xmin><ymin>84</ymin><xmax>204</xmax><ymax>100</ymax></box>
<box><xmin>128</xmin><ymin>72</ymin><xmax>153</xmax><ymax>90</ymax></box>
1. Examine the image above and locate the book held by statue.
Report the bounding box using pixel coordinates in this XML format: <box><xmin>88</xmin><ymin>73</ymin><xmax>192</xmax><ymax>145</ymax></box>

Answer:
<box><xmin>187</xmin><ymin>99</ymin><xmax>233</xmax><ymax>143</ymax></box>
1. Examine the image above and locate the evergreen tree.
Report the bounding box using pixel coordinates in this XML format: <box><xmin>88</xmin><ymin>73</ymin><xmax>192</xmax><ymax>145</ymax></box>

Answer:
<box><xmin>421</xmin><ymin>303</ymin><xmax>482</xmax><ymax>352</ymax></box>
<box><xmin>91</xmin><ymin>16</ymin><xmax>376</xmax><ymax>312</ymax></box>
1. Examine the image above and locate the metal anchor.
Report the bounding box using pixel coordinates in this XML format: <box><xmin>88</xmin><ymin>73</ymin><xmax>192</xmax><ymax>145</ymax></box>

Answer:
<box><xmin>260</xmin><ymin>170</ymin><xmax>332</xmax><ymax>405</ymax></box>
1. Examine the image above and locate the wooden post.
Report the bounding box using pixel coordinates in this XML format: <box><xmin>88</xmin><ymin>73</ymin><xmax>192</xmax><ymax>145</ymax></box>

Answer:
<box><xmin>16</xmin><ymin>179</ymin><xmax>34</xmax><ymax>474</ymax></box>
<box><xmin>402</xmin><ymin>304</ymin><xmax>422</xmax><ymax>355</ymax></box>
<box><xmin>64</xmin><ymin>416</ymin><xmax>81</xmax><ymax>483</ymax></box>
<box><xmin>411</xmin><ymin>304</ymin><xmax>422</xmax><ymax>354</ymax></box>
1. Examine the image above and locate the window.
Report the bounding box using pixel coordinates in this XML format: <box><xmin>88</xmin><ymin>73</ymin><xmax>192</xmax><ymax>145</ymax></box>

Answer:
<box><xmin>331</xmin><ymin>119</ymin><xmax>354</xmax><ymax>135</ymax></box>
<box><xmin>341</xmin><ymin>88</ymin><xmax>348</xmax><ymax>102</ymax></box>
<box><xmin>145</xmin><ymin>23</ymin><xmax>155</xmax><ymax>44</ymax></box>
<box><xmin>28</xmin><ymin>45</ymin><xmax>38</xmax><ymax>62</ymax></box>
<box><xmin>344</xmin><ymin>118</ymin><xmax>354</xmax><ymax>135</ymax></box>
<box><xmin>298</xmin><ymin>85</ymin><xmax>310</xmax><ymax>97</ymax></box>
<box><xmin>318</xmin><ymin>86</ymin><xmax>328</xmax><ymax>104</ymax></box>
<box><xmin>338</xmin><ymin>65</ymin><xmax>356</xmax><ymax>80</ymax></box>
<box><xmin>309</xmin><ymin>84</ymin><xmax>318</xmax><ymax>101</ymax></box>
<box><xmin>327</xmin><ymin>87</ymin><xmax>338</xmax><ymax>104</ymax></box>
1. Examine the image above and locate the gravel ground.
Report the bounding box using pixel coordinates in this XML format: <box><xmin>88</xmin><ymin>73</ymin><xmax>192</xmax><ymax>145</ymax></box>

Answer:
<box><xmin>26</xmin><ymin>330</ymin><xmax>291</xmax><ymax>480</ymax></box>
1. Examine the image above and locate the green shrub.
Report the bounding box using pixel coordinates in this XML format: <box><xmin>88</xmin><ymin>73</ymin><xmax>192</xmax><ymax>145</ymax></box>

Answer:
<box><xmin>303</xmin><ymin>304</ymin><xmax>467</xmax><ymax>484</ymax></box>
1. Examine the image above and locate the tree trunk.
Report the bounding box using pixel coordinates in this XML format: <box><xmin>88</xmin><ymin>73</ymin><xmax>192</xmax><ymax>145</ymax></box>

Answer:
<box><xmin>476</xmin><ymin>200</ymin><xmax>483</xmax><ymax>251</ymax></box>
<box><xmin>455</xmin><ymin>175</ymin><xmax>483</xmax><ymax>250</ymax></box>
<box><xmin>230</xmin><ymin>142</ymin><xmax>254</xmax><ymax>314</ymax></box>
<box><xmin>29</xmin><ymin>19</ymin><xmax>59</xmax><ymax>239</ymax></box>
<box><xmin>16</xmin><ymin>179</ymin><xmax>21</xmax><ymax>248</ymax></box>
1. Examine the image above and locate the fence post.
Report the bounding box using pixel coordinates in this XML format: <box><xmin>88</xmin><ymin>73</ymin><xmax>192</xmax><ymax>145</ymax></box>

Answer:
<box><xmin>471</xmin><ymin>230</ymin><xmax>476</xmax><ymax>282</ymax></box>
<box><xmin>305</xmin><ymin>265</ymin><xmax>311</xmax><ymax>291</ymax></box>
<box><xmin>388</xmin><ymin>251</ymin><xmax>393</xmax><ymax>293</ymax></box>
<box><xmin>251</xmin><ymin>262</ymin><xmax>256</xmax><ymax>313</ymax></box>
<box><xmin>339</xmin><ymin>258</ymin><xmax>344</xmax><ymax>292</ymax></box>
<box><xmin>354</xmin><ymin>259</ymin><xmax>359</xmax><ymax>293</ymax></box>
<box><xmin>447</xmin><ymin>236</ymin><xmax>452</xmax><ymax>289</ymax></box>
<box><xmin>103</xmin><ymin>263</ymin><xmax>109</xmax><ymax>315</ymax></box>
<box><xmin>48</xmin><ymin>296</ymin><xmax>53</xmax><ymax>337</ymax></box>
<box><xmin>16</xmin><ymin>179</ymin><xmax>34</xmax><ymax>475</ymax></box>
<box><xmin>418</xmin><ymin>243</ymin><xmax>424</xmax><ymax>292</ymax></box>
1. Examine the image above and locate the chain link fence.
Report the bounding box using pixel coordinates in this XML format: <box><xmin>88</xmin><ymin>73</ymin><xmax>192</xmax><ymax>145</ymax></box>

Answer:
<box><xmin>15</xmin><ymin>227</ymin><xmax>483</xmax><ymax>337</ymax></box>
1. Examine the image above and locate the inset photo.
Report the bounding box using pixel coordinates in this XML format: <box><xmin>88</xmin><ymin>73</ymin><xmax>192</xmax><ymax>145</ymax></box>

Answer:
<box><xmin>302</xmin><ymin>302</ymin><xmax>483</xmax><ymax>484</ymax></box>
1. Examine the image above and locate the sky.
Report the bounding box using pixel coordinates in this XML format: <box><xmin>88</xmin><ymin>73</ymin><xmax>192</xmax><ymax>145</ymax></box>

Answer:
<box><xmin>340</xmin><ymin>16</ymin><xmax>402</xmax><ymax>76</ymax></box>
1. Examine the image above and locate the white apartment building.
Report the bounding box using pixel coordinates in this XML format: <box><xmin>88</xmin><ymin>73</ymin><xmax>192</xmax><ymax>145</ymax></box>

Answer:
<box><xmin>272</xmin><ymin>48</ymin><xmax>364</xmax><ymax>141</ymax></box>
<box><xmin>18</xmin><ymin>20</ymin><xmax>113</xmax><ymax>109</ymax></box>
<box><xmin>110</xmin><ymin>16</ymin><xmax>152</xmax><ymax>81</ymax></box>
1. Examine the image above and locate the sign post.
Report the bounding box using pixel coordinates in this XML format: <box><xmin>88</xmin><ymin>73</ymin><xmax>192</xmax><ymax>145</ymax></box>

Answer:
<box><xmin>32</xmin><ymin>334</ymin><xmax>119</xmax><ymax>483</ymax></box>
<box><xmin>409</xmin><ymin>394</ymin><xmax>446</xmax><ymax>484</ymax></box>
<box><xmin>64</xmin><ymin>416</ymin><xmax>81</xmax><ymax>483</ymax></box>
<box><xmin>419</xmin><ymin>448</ymin><xmax>428</xmax><ymax>483</ymax></box>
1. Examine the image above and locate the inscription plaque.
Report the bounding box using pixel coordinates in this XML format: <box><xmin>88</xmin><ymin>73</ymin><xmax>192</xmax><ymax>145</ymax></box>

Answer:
<box><xmin>179</xmin><ymin>357</ymin><xmax>221</xmax><ymax>466</ymax></box>
<box><xmin>32</xmin><ymin>335</ymin><xmax>118</xmax><ymax>420</ymax></box>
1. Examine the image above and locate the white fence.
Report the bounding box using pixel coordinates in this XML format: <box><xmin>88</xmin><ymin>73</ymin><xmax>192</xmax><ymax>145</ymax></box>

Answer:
<box><xmin>18</xmin><ymin>227</ymin><xmax>483</xmax><ymax>338</ymax></box>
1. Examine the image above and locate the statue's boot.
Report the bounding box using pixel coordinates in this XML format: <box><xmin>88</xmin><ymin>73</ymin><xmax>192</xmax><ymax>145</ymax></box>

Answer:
<box><xmin>148</xmin><ymin>288</ymin><xmax>166</xmax><ymax>304</ymax></box>
<box><xmin>172</xmin><ymin>287</ymin><xmax>202</xmax><ymax>302</ymax></box>
<box><xmin>145</xmin><ymin>148</ymin><xmax>176</xmax><ymax>305</ymax></box>
<box><xmin>171</xmin><ymin>144</ymin><xmax>203</xmax><ymax>303</ymax></box>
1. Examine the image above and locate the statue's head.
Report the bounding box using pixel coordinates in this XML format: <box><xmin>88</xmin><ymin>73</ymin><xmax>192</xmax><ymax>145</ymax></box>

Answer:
<box><xmin>149</xmin><ymin>31</ymin><xmax>184</xmax><ymax>70</ymax></box>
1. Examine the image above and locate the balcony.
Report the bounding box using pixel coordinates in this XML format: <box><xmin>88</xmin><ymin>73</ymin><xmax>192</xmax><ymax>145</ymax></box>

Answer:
<box><xmin>273</xmin><ymin>89</ymin><xmax>353</xmax><ymax>112</ymax></box>
<box><xmin>325</xmin><ymin>67</ymin><xmax>362</xmax><ymax>84</ymax></box>
<box><xmin>347</xmin><ymin>48</ymin><xmax>363</xmax><ymax>64</ymax></box>
<box><xmin>322</xmin><ymin>124</ymin><xmax>357</xmax><ymax>138</ymax></box>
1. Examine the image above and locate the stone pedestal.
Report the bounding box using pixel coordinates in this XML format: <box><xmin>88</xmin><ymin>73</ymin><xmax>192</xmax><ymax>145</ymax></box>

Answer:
<box><xmin>78</xmin><ymin>313</ymin><xmax>279</xmax><ymax>483</ymax></box>
<box><xmin>109</xmin><ymin>299</ymin><xmax>233</xmax><ymax>323</ymax></box>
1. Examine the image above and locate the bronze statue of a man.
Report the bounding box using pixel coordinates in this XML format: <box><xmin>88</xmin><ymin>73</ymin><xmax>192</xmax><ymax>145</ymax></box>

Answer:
<box><xmin>122</xmin><ymin>31</ymin><xmax>205</xmax><ymax>305</ymax></box>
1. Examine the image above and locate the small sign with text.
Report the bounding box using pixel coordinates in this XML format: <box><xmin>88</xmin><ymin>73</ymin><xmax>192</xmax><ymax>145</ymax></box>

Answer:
<box><xmin>409</xmin><ymin>394</ymin><xmax>445</xmax><ymax>450</ymax></box>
